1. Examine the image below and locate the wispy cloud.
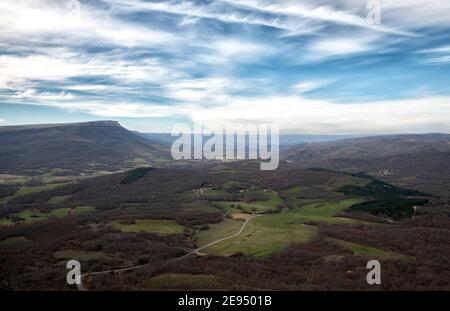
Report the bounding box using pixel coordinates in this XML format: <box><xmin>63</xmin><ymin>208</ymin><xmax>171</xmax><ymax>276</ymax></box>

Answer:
<box><xmin>12</xmin><ymin>89</ymin><xmax>75</xmax><ymax>101</ymax></box>
<box><xmin>0</xmin><ymin>51</ymin><xmax>183</xmax><ymax>90</ymax></box>
<box><xmin>107</xmin><ymin>0</ymin><xmax>320</xmax><ymax>35</ymax></box>
<box><xmin>9</xmin><ymin>92</ymin><xmax>450</xmax><ymax>134</ymax></box>
<box><xmin>293</xmin><ymin>80</ymin><xmax>334</xmax><ymax>94</ymax></box>
<box><xmin>305</xmin><ymin>35</ymin><xmax>379</xmax><ymax>61</ymax></box>
<box><xmin>222</xmin><ymin>0</ymin><xmax>418</xmax><ymax>36</ymax></box>
<box><xmin>417</xmin><ymin>45</ymin><xmax>450</xmax><ymax>64</ymax></box>
<box><xmin>1</xmin><ymin>0</ymin><xmax>450</xmax><ymax>133</ymax></box>
<box><xmin>0</xmin><ymin>0</ymin><xmax>179</xmax><ymax>48</ymax></box>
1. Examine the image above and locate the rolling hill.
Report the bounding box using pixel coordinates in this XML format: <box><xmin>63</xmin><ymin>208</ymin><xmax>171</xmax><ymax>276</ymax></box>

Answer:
<box><xmin>0</xmin><ymin>121</ymin><xmax>169</xmax><ymax>175</ymax></box>
<box><xmin>285</xmin><ymin>133</ymin><xmax>450</xmax><ymax>199</ymax></box>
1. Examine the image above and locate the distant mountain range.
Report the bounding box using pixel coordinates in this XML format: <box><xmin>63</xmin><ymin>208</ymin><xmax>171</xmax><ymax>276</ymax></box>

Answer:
<box><xmin>136</xmin><ymin>132</ymin><xmax>362</xmax><ymax>146</ymax></box>
<box><xmin>284</xmin><ymin>133</ymin><xmax>450</xmax><ymax>199</ymax></box>
<box><xmin>1</xmin><ymin>121</ymin><xmax>449</xmax><ymax>200</ymax></box>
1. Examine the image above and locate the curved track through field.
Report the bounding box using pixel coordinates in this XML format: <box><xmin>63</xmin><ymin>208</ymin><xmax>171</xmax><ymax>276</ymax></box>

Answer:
<box><xmin>77</xmin><ymin>215</ymin><xmax>259</xmax><ymax>291</ymax></box>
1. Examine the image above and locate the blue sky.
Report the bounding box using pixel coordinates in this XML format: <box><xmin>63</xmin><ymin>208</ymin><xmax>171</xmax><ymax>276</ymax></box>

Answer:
<box><xmin>0</xmin><ymin>0</ymin><xmax>450</xmax><ymax>134</ymax></box>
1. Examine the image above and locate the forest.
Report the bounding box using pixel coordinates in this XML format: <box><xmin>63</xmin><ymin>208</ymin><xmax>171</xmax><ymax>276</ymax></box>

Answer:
<box><xmin>0</xmin><ymin>162</ymin><xmax>448</xmax><ymax>290</ymax></box>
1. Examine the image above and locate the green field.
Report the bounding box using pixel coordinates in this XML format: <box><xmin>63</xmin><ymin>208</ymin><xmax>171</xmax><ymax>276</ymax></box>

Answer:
<box><xmin>325</xmin><ymin>238</ymin><xmax>414</xmax><ymax>261</ymax></box>
<box><xmin>13</xmin><ymin>206</ymin><xmax>96</xmax><ymax>224</ymax></box>
<box><xmin>72</xmin><ymin>205</ymin><xmax>96</xmax><ymax>215</ymax></box>
<box><xmin>218</xmin><ymin>191</ymin><xmax>283</xmax><ymax>214</ymax></box>
<box><xmin>49</xmin><ymin>207</ymin><xmax>72</xmax><ymax>218</ymax></box>
<box><xmin>111</xmin><ymin>219</ymin><xmax>186</xmax><ymax>235</ymax></box>
<box><xmin>47</xmin><ymin>195</ymin><xmax>72</xmax><ymax>204</ymax></box>
<box><xmin>15</xmin><ymin>183</ymin><xmax>70</xmax><ymax>196</ymax></box>
<box><xmin>290</xmin><ymin>199</ymin><xmax>366</xmax><ymax>224</ymax></box>
<box><xmin>15</xmin><ymin>210</ymin><xmax>49</xmax><ymax>224</ymax></box>
<box><xmin>0</xmin><ymin>182</ymin><xmax>72</xmax><ymax>205</ymax></box>
<box><xmin>197</xmin><ymin>216</ymin><xmax>318</xmax><ymax>257</ymax></box>
<box><xmin>196</xmin><ymin>218</ymin><xmax>244</xmax><ymax>246</ymax></box>
<box><xmin>218</xmin><ymin>200</ymin><xmax>279</xmax><ymax>213</ymax></box>
<box><xmin>196</xmin><ymin>198</ymin><xmax>366</xmax><ymax>257</ymax></box>
<box><xmin>0</xmin><ymin>218</ymin><xmax>13</xmax><ymax>226</ymax></box>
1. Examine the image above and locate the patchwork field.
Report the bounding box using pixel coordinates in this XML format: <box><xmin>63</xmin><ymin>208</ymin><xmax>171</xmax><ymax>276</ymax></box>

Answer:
<box><xmin>195</xmin><ymin>218</ymin><xmax>244</xmax><ymax>247</ymax></box>
<box><xmin>325</xmin><ymin>238</ymin><xmax>414</xmax><ymax>261</ymax></box>
<box><xmin>0</xmin><ymin>160</ymin><xmax>444</xmax><ymax>291</ymax></box>
<box><xmin>14</xmin><ymin>210</ymin><xmax>49</xmax><ymax>224</ymax></box>
<box><xmin>11</xmin><ymin>206</ymin><xmax>97</xmax><ymax>224</ymax></box>
<box><xmin>111</xmin><ymin>219</ymin><xmax>186</xmax><ymax>235</ymax></box>
<box><xmin>47</xmin><ymin>195</ymin><xmax>72</xmax><ymax>205</ymax></box>
<box><xmin>71</xmin><ymin>205</ymin><xmax>96</xmax><ymax>215</ymax></box>
<box><xmin>196</xmin><ymin>198</ymin><xmax>367</xmax><ymax>257</ymax></box>
<box><xmin>217</xmin><ymin>191</ymin><xmax>283</xmax><ymax>214</ymax></box>
<box><xmin>0</xmin><ymin>182</ymin><xmax>73</xmax><ymax>205</ymax></box>
<box><xmin>198</xmin><ymin>217</ymin><xmax>318</xmax><ymax>257</ymax></box>
<box><xmin>49</xmin><ymin>207</ymin><xmax>72</xmax><ymax>218</ymax></box>
<box><xmin>290</xmin><ymin>199</ymin><xmax>366</xmax><ymax>224</ymax></box>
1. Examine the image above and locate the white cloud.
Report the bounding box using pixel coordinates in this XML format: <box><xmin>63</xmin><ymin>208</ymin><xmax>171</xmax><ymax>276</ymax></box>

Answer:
<box><xmin>110</xmin><ymin>0</ymin><xmax>423</xmax><ymax>37</ymax></box>
<box><xmin>293</xmin><ymin>80</ymin><xmax>333</xmax><ymax>94</ymax></box>
<box><xmin>108</xmin><ymin>0</ymin><xmax>319</xmax><ymax>35</ymax></box>
<box><xmin>12</xmin><ymin>89</ymin><xmax>75</xmax><ymax>101</ymax></box>
<box><xmin>224</xmin><ymin>0</ymin><xmax>450</xmax><ymax>35</ymax></box>
<box><xmin>11</xmin><ymin>93</ymin><xmax>450</xmax><ymax>134</ymax></box>
<box><xmin>378</xmin><ymin>0</ymin><xmax>450</xmax><ymax>30</ymax></box>
<box><xmin>166</xmin><ymin>78</ymin><xmax>232</xmax><ymax>102</ymax></box>
<box><xmin>183</xmin><ymin>95</ymin><xmax>450</xmax><ymax>134</ymax></box>
<box><xmin>164</xmin><ymin>77</ymin><xmax>266</xmax><ymax>103</ymax></box>
<box><xmin>417</xmin><ymin>46</ymin><xmax>450</xmax><ymax>54</ymax></box>
<box><xmin>196</xmin><ymin>38</ymin><xmax>277</xmax><ymax>65</ymax></box>
<box><xmin>417</xmin><ymin>45</ymin><xmax>450</xmax><ymax>65</ymax></box>
<box><xmin>11</xmin><ymin>99</ymin><xmax>175</xmax><ymax>118</ymax></box>
<box><xmin>222</xmin><ymin>0</ymin><xmax>417</xmax><ymax>36</ymax></box>
<box><xmin>305</xmin><ymin>36</ymin><xmax>377</xmax><ymax>61</ymax></box>
<box><xmin>0</xmin><ymin>52</ymin><xmax>183</xmax><ymax>89</ymax></box>
<box><xmin>1</xmin><ymin>0</ymin><xmax>449</xmax><ymax>136</ymax></box>
<box><xmin>212</xmin><ymin>39</ymin><xmax>271</xmax><ymax>58</ymax></box>
<box><xmin>0</xmin><ymin>0</ymin><xmax>178</xmax><ymax>48</ymax></box>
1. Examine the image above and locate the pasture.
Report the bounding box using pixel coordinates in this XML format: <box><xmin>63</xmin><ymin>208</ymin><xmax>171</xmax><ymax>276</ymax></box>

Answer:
<box><xmin>111</xmin><ymin>219</ymin><xmax>186</xmax><ymax>235</ymax></box>
<box><xmin>196</xmin><ymin>198</ymin><xmax>366</xmax><ymax>257</ymax></box>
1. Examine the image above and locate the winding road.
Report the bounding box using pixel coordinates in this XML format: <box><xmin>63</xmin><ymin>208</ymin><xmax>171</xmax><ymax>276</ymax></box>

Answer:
<box><xmin>77</xmin><ymin>215</ymin><xmax>257</xmax><ymax>291</ymax></box>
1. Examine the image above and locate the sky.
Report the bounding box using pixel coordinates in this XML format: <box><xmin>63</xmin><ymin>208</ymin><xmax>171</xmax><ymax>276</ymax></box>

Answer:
<box><xmin>0</xmin><ymin>0</ymin><xmax>450</xmax><ymax>134</ymax></box>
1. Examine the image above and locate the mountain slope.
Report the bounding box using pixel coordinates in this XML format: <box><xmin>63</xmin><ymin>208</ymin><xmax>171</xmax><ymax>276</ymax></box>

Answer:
<box><xmin>285</xmin><ymin>133</ymin><xmax>450</xmax><ymax>199</ymax></box>
<box><xmin>0</xmin><ymin>121</ymin><xmax>169</xmax><ymax>174</ymax></box>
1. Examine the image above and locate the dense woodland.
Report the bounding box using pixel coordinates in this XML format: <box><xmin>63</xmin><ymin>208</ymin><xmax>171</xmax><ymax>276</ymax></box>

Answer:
<box><xmin>0</xmin><ymin>161</ymin><xmax>449</xmax><ymax>290</ymax></box>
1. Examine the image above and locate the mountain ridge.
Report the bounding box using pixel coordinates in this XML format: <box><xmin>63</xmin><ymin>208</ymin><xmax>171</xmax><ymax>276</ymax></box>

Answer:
<box><xmin>285</xmin><ymin>133</ymin><xmax>450</xmax><ymax>199</ymax></box>
<box><xmin>0</xmin><ymin>120</ymin><xmax>169</xmax><ymax>175</ymax></box>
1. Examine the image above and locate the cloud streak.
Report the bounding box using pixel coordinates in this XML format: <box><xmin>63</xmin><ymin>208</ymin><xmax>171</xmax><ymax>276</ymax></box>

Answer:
<box><xmin>0</xmin><ymin>0</ymin><xmax>449</xmax><ymax>133</ymax></box>
<box><xmin>8</xmin><ymin>90</ymin><xmax>450</xmax><ymax>134</ymax></box>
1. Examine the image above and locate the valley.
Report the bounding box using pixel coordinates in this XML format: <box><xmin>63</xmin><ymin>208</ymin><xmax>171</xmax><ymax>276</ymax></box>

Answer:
<box><xmin>0</xmin><ymin>122</ymin><xmax>449</xmax><ymax>291</ymax></box>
